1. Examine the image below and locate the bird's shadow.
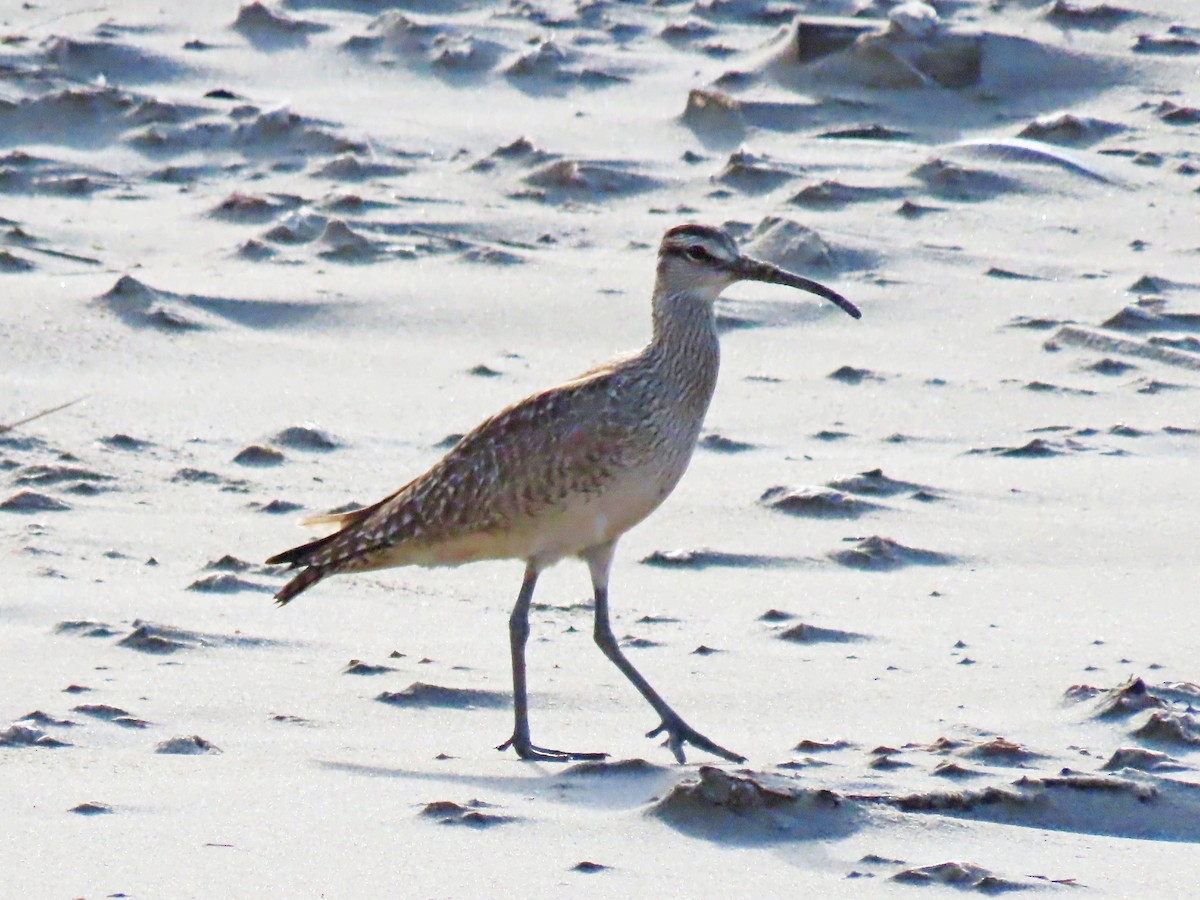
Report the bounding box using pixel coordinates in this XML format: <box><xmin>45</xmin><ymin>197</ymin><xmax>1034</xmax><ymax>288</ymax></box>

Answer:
<box><xmin>317</xmin><ymin>756</ymin><xmax>679</xmax><ymax>812</ymax></box>
<box><xmin>317</xmin><ymin>757</ymin><xmax>866</xmax><ymax>845</ymax></box>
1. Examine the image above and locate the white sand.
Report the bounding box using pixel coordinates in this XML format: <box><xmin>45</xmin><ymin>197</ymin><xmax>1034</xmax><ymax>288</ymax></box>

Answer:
<box><xmin>2</xmin><ymin>0</ymin><xmax>1199</xmax><ymax>895</ymax></box>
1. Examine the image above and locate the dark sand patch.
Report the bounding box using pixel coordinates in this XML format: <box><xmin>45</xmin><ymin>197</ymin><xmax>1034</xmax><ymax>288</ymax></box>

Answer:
<box><xmin>1023</xmin><ymin>380</ymin><xmax>1096</xmax><ymax>397</ymax></box>
<box><xmin>72</xmin><ymin>704</ymin><xmax>149</xmax><ymax>729</ymax></box>
<box><xmin>344</xmin><ymin>659</ymin><xmax>397</xmax><ymax>675</ymax></box>
<box><xmin>171</xmin><ymin>467</ymin><xmax>244</xmax><ymax>489</ymax></box>
<box><xmin>959</xmin><ymin>737</ymin><xmax>1046</xmax><ymax>767</ymax></box>
<box><xmin>271</xmin><ymin>426</ymin><xmax>341</xmax><ymax>451</ymax></box>
<box><xmin>70</xmin><ymin>802</ymin><xmax>113</xmax><ymax>815</ymax></box>
<box><xmin>1081</xmin><ymin>675</ymin><xmax>1170</xmax><ymax>718</ymax></box>
<box><xmin>649</xmin><ymin>767</ymin><xmax>857</xmax><ymax>843</ymax></box>
<box><xmin>55</xmin><ymin>619</ymin><xmax>120</xmax><ymax>638</ymax></box>
<box><xmin>155</xmin><ymin>735</ymin><xmax>222</xmax><ymax>755</ymax></box>
<box><xmin>714</xmin><ymin>149</ymin><xmax>801</xmax><ymax>194</ymax></box>
<box><xmin>1102</xmin><ymin>306</ymin><xmax>1200</xmax><ymax>335</ymax></box>
<box><xmin>521</xmin><ymin>159</ymin><xmax>661</xmax><ymax>202</ymax></box>
<box><xmin>828</xmin><ymin>365</ymin><xmax>885</xmax><ymax>385</ymax></box>
<box><xmin>759</xmin><ymin>609</ymin><xmax>795</xmax><ymax>623</ymax></box>
<box><xmin>271</xmin><ymin>713</ymin><xmax>314</xmax><ymax>726</ymax></box>
<box><xmin>868</xmin><ymin>771</ymin><xmax>1200</xmax><ymax>842</ymax></box>
<box><xmin>0</xmin><ymin>723</ymin><xmax>70</xmax><ymax>748</ymax></box>
<box><xmin>1101</xmin><ymin>747</ymin><xmax>1190</xmax><ymax>773</ymax></box>
<box><xmin>911</xmin><ymin>158</ymin><xmax>1024</xmax><ymax>201</ymax></box>
<box><xmin>18</xmin><ymin>711</ymin><xmax>74</xmax><ymax>728</ymax></box>
<box><xmin>759</xmin><ymin>486</ymin><xmax>884</xmax><ymax>519</ymax></box>
<box><xmin>1008</xmin><ymin>315</ymin><xmax>1068</xmax><ymax>331</ymax></box>
<box><xmin>621</xmin><ymin>635</ymin><xmax>661</xmax><ymax>649</ymax></box>
<box><xmin>312</xmin><ymin>153</ymin><xmax>410</xmax><ymax>181</ymax></box>
<box><xmin>777</xmin><ymin>622</ymin><xmax>868</xmax><ymax>644</ymax></box>
<box><xmin>698</xmin><ymin>433</ymin><xmax>756</xmax><ymax>454</ymax></box>
<box><xmin>1067</xmin><ymin>676</ymin><xmax>1200</xmax><ymax>729</ymax></box>
<box><xmin>377</xmin><ymin>682</ymin><xmax>507</xmax><ymax>710</ymax></box>
<box><xmin>969</xmin><ymin>438</ymin><xmax>1064</xmax><ymax>458</ymax></box>
<box><xmin>1133</xmin><ymin>712</ymin><xmax>1200</xmax><ymax>748</ymax></box>
<box><xmin>562</xmin><ymin>758</ymin><xmax>667</xmax><ymax>778</ymax></box>
<box><xmin>0</xmin><ymin>249</ymin><xmax>34</xmax><ymax>271</ymax></box>
<box><xmin>187</xmin><ymin>573</ymin><xmax>275</xmax><ymax>594</ymax></box>
<box><xmin>0</xmin><ymin>490</ymin><xmax>71</xmax><ymax>512</ymax></box>
<box><xmin>1084</xmin><ymin>357</ymin><xmax>1137</xmax><ymax>375</ymax></box>
<box><xmin>794</xmin><ymin>739</ymin><xmax>855</xmax><ymax>756</ymax></box>
<box><xmin>891</xmin><ymin>861</ymin><xmax>1031</xmax><ymax>892</ymax></box>
<box><xmin>986</xmin><ymin>266</ymin><xmax>1043</xmax><ymax>281</ymax></box>
<box><xmin>789</xmin><ymin>179</ymin><xmax>905</xmax><ymax>210</ymax></box>
<box><xmin>0</xmin><ymin>152</ymin><xmax>120</xmax><ymax>197</ymax></box>
<box><xmin>207</xmin><ymin>192</ymin><xmax>298</xmax><ymax>223</ymax></box>
<box><xmin>1017</xmin><ymin>112</ymin><xmax>1125</xmax><ymax>147</ymax></box>
<box><xmin>420</xmin><ymin>799</ymin><xmax>513</xmax><ymax>828</ymax></box>
<box><xmin>99</xmin><ymin>433</ymin><xmax>154</xmax><ymax>451</ymax></box>
<box><xmin>204</xmin><ymin>555</ymin><xmax>256</xmax><ymax>572</ymax></box>
<box><xmin>640</xmin><ymin>548</ymin><xmax>797</xmax><ymax>569</ymax></box>
<box><xmin>116</xmin><ymin>619</ymin><xmax>280</xmax><ymax>653</ymax></box>
<box><xmin>1134</xmin><ymin>32</ymin><xmax>1200</xmax><ymax>57</ymax></box>
<box><xmin>830</xmin><ymin>536</ymin><xmax>957</xmax><ymax>570</ymax></box>
<box><xmin>1043</xmin><ymin>1</ymin><xmax>1140</xmax><ymax>30</ymax></box>
<box><xmin>827</xmin><ymin>468</ymin><xmax>938</xmax><ymax>498</ymax></box>
<box><xmin>233</xmin><ymin>444</ymin><xmax>284</xmax><ymax>466</ymax></box>
<box><xmin>932</xmin><ymin>762</ymin><xmax>983</xmax><ymax>780</ymax></box>
<box><xmin>255</xmin><ymin>499</ymin><xmax>303</xmax><ymax>514</ymax></box>
<box><xmin>571</xmin><ymin>861</ymin><xmax>608</xmax><ymax>873</ymax></box>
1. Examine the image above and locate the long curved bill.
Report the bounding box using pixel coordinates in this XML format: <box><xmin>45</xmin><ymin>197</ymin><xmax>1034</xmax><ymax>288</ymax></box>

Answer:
<box><xmin>732</xmin><ymin>255</ymin><xmax>861</xmax><ymax>320</ymax></box>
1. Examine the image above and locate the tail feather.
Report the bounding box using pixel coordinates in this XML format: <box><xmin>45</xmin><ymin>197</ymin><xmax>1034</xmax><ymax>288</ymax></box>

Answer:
<box><xmin>267</xmin><ymin>532</ymin><xmax>343</xmax><ymax>606</ymax></box>
<box><xmin>267</xmin><ymin>491</ymin><xmax>402</xmax><ymax>606</ymax></box>
<box><xmin>298</xmin><ymin>509</ymin><xmax>364</xmax><ymax>533</ymax></box>
<box><xmin>265</xmin><ymin>531</ymin><xmax>340</xmax><ymax>568</ymax></box>
<box><xmin>274</xmin><ymin>564</ymin><xmax>329</xmax><ymax>606</ymax></box>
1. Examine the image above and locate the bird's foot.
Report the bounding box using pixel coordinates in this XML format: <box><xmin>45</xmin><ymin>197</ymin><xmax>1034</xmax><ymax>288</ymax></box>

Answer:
<box><xmin>497</xmin><ymin>735</ymin><xmax>608</xmax><ymax>762</ymax></box>
<box><xmin>646</xmin><ymin>716</ymin><xmax>746</xmax><ymax>765</ymax></box>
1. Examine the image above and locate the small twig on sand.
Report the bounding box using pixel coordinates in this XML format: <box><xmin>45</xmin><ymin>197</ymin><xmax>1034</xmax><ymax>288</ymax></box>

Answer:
<box><xmin>0</xmin><ymin>396</ymin><xmax>88</xmax><ymax>434</ymax></box>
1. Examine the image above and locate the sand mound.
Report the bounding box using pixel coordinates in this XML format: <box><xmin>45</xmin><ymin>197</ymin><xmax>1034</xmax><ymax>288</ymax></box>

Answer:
<box><xmin>649</xmin><ymin>766</ymin><xmax>858</xmax><ymax>843</ymax></box>
<box><xmin>880</xmin><ymin>771</ymin><xmax>1200</xmax><ymax>842</ymax></box>
<box><xmin>830</xmin><ymin>536</ymin><xmax>957</xmax><ymax>570</ymax></box>
<box><xmin>767</xmin><ymin>12</ymin><xmax>1127</xmax><ymax>96</ymax></box>
<box><xmin>376</xmin><ymin>682</ymin><xmax>507</xmax><ymax>710</ymax></box>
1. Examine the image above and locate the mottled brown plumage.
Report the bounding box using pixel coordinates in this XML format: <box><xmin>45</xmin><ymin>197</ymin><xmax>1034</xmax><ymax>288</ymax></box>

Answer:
<box><xmin>267</xmin><ymin>223</ymin><xmax>860</xmax><ymax>763</ymax></box>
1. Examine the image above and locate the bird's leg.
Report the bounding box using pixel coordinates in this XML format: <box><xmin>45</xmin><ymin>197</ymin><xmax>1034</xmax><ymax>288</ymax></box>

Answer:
<box><xmin>585</xmin><ymin>543</ymin><xmax>745</xmax><ymax>765</ymax></box>
<box><xmin>497</xmin><ymin>563</ymin><xmax>608</xmax><ymax>762</ymax></box>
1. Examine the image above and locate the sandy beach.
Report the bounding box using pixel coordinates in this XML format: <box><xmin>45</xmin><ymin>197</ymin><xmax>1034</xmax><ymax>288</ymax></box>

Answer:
<box><xmin>2</xmin><ymin>0</ymin><xmax>1199</xmax><ymax>895</ymax></box>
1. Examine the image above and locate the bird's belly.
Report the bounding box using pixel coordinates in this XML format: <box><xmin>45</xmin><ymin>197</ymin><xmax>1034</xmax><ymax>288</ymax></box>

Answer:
<box><xmin>529</xmin><ymin>464</ymin><xmax>683</xmax><ymax>563</ymax></box>
<box><xmin>388</xmin><ymin>463</ymin><xmax>683</xmax><ymax>569</ymax></box>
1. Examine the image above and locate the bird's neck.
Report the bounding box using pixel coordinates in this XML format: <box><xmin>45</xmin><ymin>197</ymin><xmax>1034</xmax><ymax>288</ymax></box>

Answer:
<box><xmin>647</xmin><ymin>288</ymin><xmax>721</xmax><ymax>415</ymax></box>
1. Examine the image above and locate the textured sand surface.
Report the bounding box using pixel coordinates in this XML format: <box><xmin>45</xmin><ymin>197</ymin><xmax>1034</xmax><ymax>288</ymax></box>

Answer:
<box><xmin>2</xmin><ymin>1</ymin><xmax>1199</xmax><ymax>896</ymax></box>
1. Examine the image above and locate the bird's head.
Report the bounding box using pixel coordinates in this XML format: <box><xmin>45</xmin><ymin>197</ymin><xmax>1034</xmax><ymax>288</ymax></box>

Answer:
<box><xmin>656</xmin><ymin>223</ymin><xmax>860</xmax><ymax>319</ymax></box>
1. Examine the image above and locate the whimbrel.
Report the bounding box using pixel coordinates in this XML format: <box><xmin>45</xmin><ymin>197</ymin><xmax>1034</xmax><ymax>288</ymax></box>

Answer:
<box><xmin>267</xmin><ymin>223</ymin><xmax>860</xmax><ymax>763</ymax></box>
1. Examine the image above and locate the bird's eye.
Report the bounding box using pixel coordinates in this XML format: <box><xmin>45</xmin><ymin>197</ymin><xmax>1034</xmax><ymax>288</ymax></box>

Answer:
<box><xmin>684</xmin><ymin>245</ymin><xmax>710</xmax><ymax>262</ymax></box>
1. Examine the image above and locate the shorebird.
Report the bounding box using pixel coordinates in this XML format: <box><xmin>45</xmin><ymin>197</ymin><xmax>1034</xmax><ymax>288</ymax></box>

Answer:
<box><xmin>267</xmin><ymin>223</ymin><xmax>860</xmax><ymax>763</ymax></box>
